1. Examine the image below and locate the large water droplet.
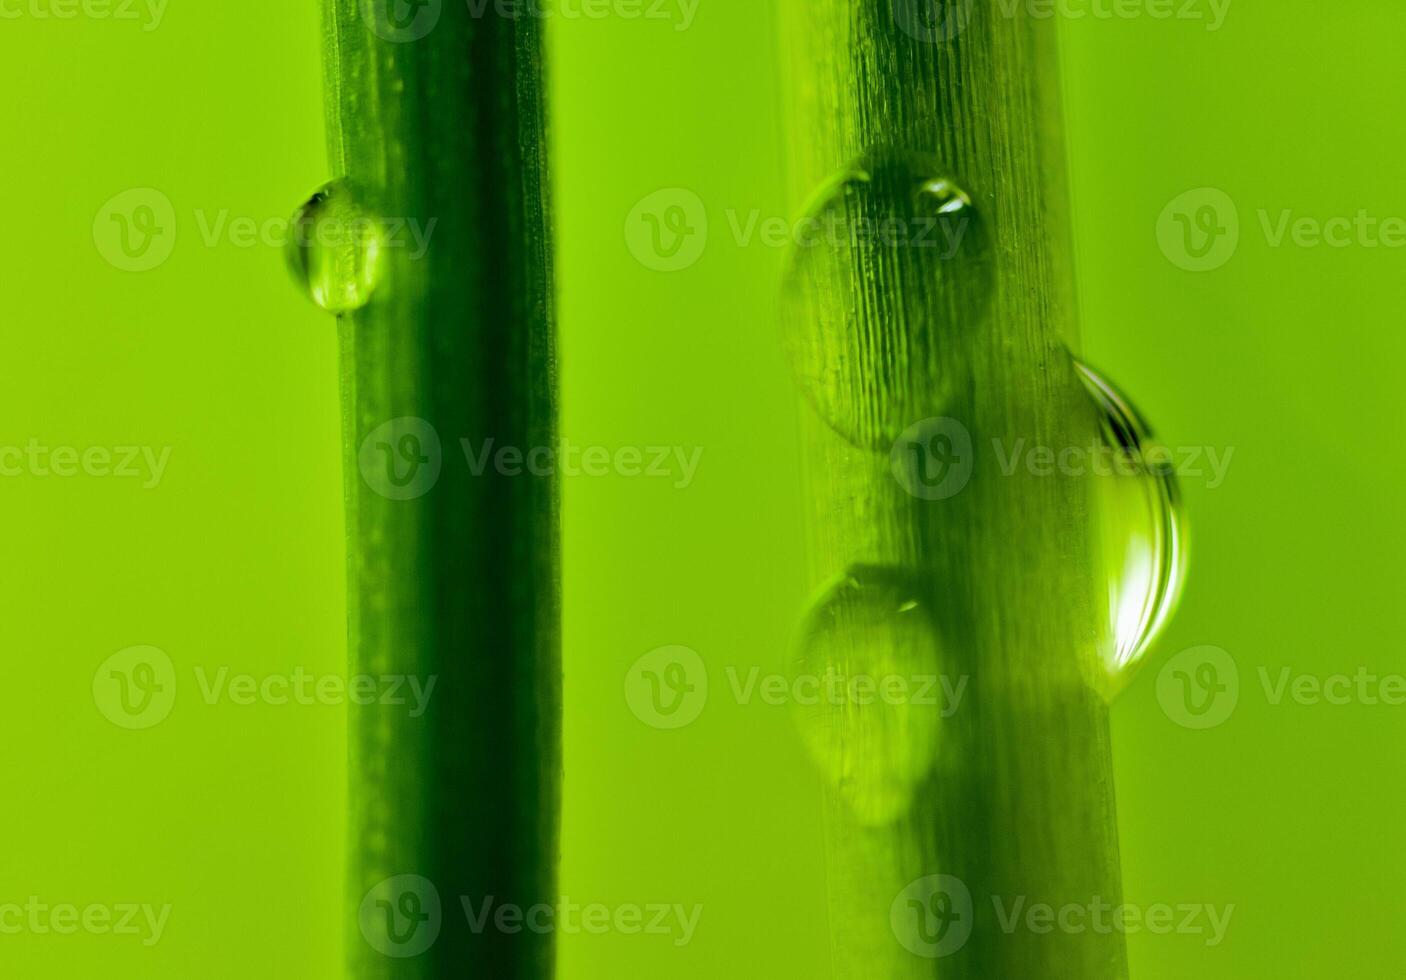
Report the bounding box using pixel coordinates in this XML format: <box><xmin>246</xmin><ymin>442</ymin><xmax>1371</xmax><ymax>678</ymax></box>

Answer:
<box><xmin>1075</xmin><ymin>360</ymin><xmax>1188</xmax><ymax>693</ymax></box>
<box><xmin>782</xmin><ymin>148</ymin><xmax>992</xmax><ymax>449</ymax></box>
<box><xmin>287</xmin><ymin>180</ymin><xmax>384</xmax><ymax>314</ymax></box>
<box><xmin>789</xmin><ymin>567</ymin><xmax>946</xmax><ymax>826</ymax></box>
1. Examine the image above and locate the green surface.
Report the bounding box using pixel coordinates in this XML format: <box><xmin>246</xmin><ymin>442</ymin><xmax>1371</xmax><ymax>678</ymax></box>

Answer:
<box><xmin>0</xmin><ymin>5</ymin><xmax>343</xmax><ymax>979</ymax></box>
<box><xmin>2</xmin><ymin>2</ymin><xmax>1405</xmax><ymax>979</ymax></box>
<box><xmin>319</xmin><ymin>1</ymin><xmax>559</xmax><ymax>977</ymax></box>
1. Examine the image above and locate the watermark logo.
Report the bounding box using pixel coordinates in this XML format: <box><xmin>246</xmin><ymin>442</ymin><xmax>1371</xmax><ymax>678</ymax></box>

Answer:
<box><xmin>462</xmin><ymin>437</ymin><xmax>702</xmax><ymax>488</ymax></box>
<box><xmin>732</xmin><ymin>205</ymin><xmax>971</xmax><ymax>256</ymax></box>
<box><xmin>463</xmin><ymin>896</ymin><xmax>702</xmax><ymax>944</ymax></box>
<box><xmin>359</xmin><ymin>417</ymin><xmax>444</xmax><ymax>501</ymax></box>
<box><xmin>625</xmin><ymin>188</ymin><xmax>708</xmax><ymax>272</ymax></box>
<box><xmin>1259</xmin><ymin>666</ymin><xmax>1406</xmax><ymax>707</ymax></box>
<box><xmin>891</xmin><ymin>875</ymin><xmax>1234</xmax><ymax>955</ymax></box>
<box><xmin>891</xmin><ymin>0</ymin><xmax>974</xmax><ymax>43</ymax></box>
<box><xmin>1007</xmin><ymin>0</ymin><xmax>1230</xmax><ymax>28</ymax></box>
<box><xmin>1157</xmin><ymin>645</ymin><xmax>1239</xmax><ymax>728</ymax></box>
<box><xmin>358</xmin><ymin>879</ymin><xmax>702</xmax><ymax>954</ymax></box>
<box><xmin>1161</xmin><ymin>189</ymin><xmax>1406</xmax><ymax>270</ymax></box>
<box><xmin>192</xmin><ymin>668</ymin><xmax>437</xmax><ymax>715</ymax></box>
<box><xmin>356</xmin><ymin>420</ymin><xmax>704</xmax><ymax>499</ymax></box>
<box><xmin>991</xmin><ymin>895</ymin><xmax>1233</xmax><ymax>945</ymax></box>
<box><xmin>360</xmin><ymin>0</ymin><xmax>698</xmax><ymax>38</ymax></box>
<box><xmin>895</xmin><ymin>0</ymin><xmax>1231</xmax><ymax>41</ymax></box>
<box><xmin>94</xmin><ymin>656</ymin><xmax>437</xmax><ymax>730</ymax></box>
<box><xmin>360</xmin><ymin>875</ymin><xmax>442</xmax><ymax>958</ymax></box>
<box><xmin>0</xmin><ymin>899</ymin><xmax>171</xmax><ymax>945</ymax></box>
<box><xmin>0</xmin><ymin>0</ymin><xmax>169</xmax><ymax>30</ymax></box>
<box><xmin>992</xmin><ymin>438</ymin><xmax>1234</xmax><ymax>489</ymax></box>
<box><xmin>360</xmin><ymin>0</ymin><xmax>442</xmax><ymax>41</ymax></box>
<box><xmin>95</xmin><ymin>189</ymin><xmax>434</xmax><ymax>272</ymax></box>
<box><xmin>93</xmin><ymin>646</ymin><xmax>177</xmax><ymax>730</ymax></box>
<box><xmin>0</xmin><ymin>441</ymin><xmax>171</xmax><ymax>487</ymax></box>
<box><xmin>625</xmin><ymin>645</ymin><xmax>708</xmax><ymax>729</ymax></box>
<box><xmin>729</xmin><ymin>667</ymin><xmax>967</xmax><ymax>716</ymax></box>
<box><xmin>891</xmin><ymin>874</ymin><xmax>973</xmax><ymax>958</ymax></box>
<box><xmin>1156</xmin><ymin>187</ymin><xmax>1240</xmax><ymax>272</ymax></box>
<box><xmin>890</xmin><ymin>417</ymin><xmax>974</xmax><ymax>500</ymax></box>
<box><xmin>93</xmin><ymin>188</ymin><xmax>177</xmax><ymax>272</ymax></box>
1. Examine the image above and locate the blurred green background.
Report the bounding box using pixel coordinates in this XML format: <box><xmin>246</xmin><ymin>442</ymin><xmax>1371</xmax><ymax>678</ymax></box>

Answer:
<box><xmin>2</xmin><ymin>1</ymin><xmax>1402</xmax><ymax>978</ymax></box>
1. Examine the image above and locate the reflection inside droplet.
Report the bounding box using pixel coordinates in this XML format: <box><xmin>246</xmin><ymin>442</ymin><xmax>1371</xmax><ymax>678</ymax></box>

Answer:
<box><xmin>287</xmin><ymin>179</ymin><xmax>384</xmax><ymax>314</ymax></box>
<box><xmin>1075</xmin><ymin>360</ymin><xmax>1188</xmax><ymax>693</ymax></box>
<box><xmin>789</xmin><ymin>566</ymin><xmax>945</xmax><ymax>826</ymax></box>
<box><xmin>781</xmin><ymin>148</ymin><xmax>992</xmax><ymax>449</ymax></box>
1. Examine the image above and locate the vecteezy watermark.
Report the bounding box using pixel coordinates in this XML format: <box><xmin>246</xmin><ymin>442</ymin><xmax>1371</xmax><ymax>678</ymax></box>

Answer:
<box><xmin>625</xmin><ymin>189</ymin><xmax>974</xmax><ymax>272</ymax></box>
<box><xmin>192</xmin><ymin>209</ymin><xmax>433</xmax><ymax>258</ymax></box>
<box><xmin>1158</xmin><ymin>644</ymin><xmax>1406</xmax><ymax>729</ymax></box>
<box><xmin>92</xmin><ymin>646</ymin><xmax>437</xmax><ymax>730</ymax></box>
<box><xmin>892</xmin><ymin>0</ymin><xmax>1228</xmax><ymax>44</ymax></box>
<box><xmin>93</xmin><ymin>189</ymin><xmax>178</xmax><ymax>272</ymax></box>
<box><xmin>191</xmin><ymin>667</ymin><xmax>436</xmax><ymax>715</ymax></box>
<box><xmin>726</xmin><ymin>666</ymin><xmax>968</xmax><ymax>717</ymax></box>
<box><xmin>1158</xmin><ymin>186</ymin><xmax>1406</xmax><ymax>271</ymax></box>
<box><xmin>93</xmin><ymin>646</ymin><xmax>178</xmax><ymax>730</ymax></box>
<box><xmin>359</xmin><ymin>418</ymin><xmax>444</xmax><ymax>500</ymax></box>
<box><xmin>92</xmin><ymin>188</ymin><xmax>435</xmax><ymax>272</ymax></box>
<box><xmin>358</xmin><ymin>875</ymin><xmax>701</xmax><ymax>958</ymax></box>
<box><xmin>989</xmin><ymin>895</ymin><xmax>1234</xmax><ymax>946</ymax></box>
<box><xmin>0</xmin><ymin>899</ymin><xmax>171</xmax><ymax>946</ymax></box>
<box><xmin>989</xmin><ymin>438</ymin><xmax>1234</xmax><ymax>489</ymax></box>
<box><xmin>360</xmin><ymin>875</ymin><xmax>442</xmax><ymax>959</ymax></box>
<box><xmin>1004</xmin><ymin>0</ymin><xmax>1229</xmax><ymax>28</ymax></box>
<box><xmin>625</xmin><ymin>188</ymin><xmax>709</xmax><ymax>272</ymax></box>
<box><xmin>727</xmin><ymin>207</ymin><xmax>972</xmax><ymax>257</ymax></box>
<box><xmin>1156</xmin><ymin>187</ymin><xmax>1239</xmax><ymax>272</ymax></box>
<box><xmin>890</xmin><ymin>417</ymin><xmax>975</xmax><ymax>500</ymax></box>
<box><xmin>891</xmin><ymin>874</ymin><xmax>1233</xmax><ymax>958</ymax></box>
<box><xmin>889</xmin><ymin>417</ymin><xmax>1232</xmax><ymax>499</ymax></box>
<box><xmin>462</xmin><ymin>896</ymin><xmax>702</xmax><ymax>946</ymax></box>
<box><xmin>359</xmin><ymin>0</ymin><xmax>698</xmax><ymax>43</ymax></box>
<box><xmin>890</xmin><ymin>874</ymin><xmax>974</xmax><ymax>958</ymax></box>
<box><xmin>0</xmin><ymin>0</ymin><xmax>168</xmax><ymax>30</ymax></box>
<box><xmin>461</xmin><ymin>438</ymin><xmax>702</xmax><ymax>488</ymax></box>
<box><xmin>357</xmin><ymin>418</ymin><xmax>705</xmax><ymax>500</ymax></box>
<box><xmin>625</xmin><ymin>645</ymin><xmax>709</xmax><ymax>729</ymax></box>
<box><xmin>0</xmin><ymin>440</ymin><xmax>171</xmax><ymax>488</ymax></box>
<box><xmin>1157</xmin><ymin>645</ymin><xmax>1240</xmax><ymax>729</ymax></box>
<box><xmin>892</xmin><ymin>0</ymin><xmax>1227</xmax><ymax>44</ymax></box>
<box><xmin>623</xmin><ymin>645</ymin><xmax>967</xmax><ymax>729</ymax></box>
<box><xmin>1257</xmin><ymin>666</ymin><xmax>1406</xmax><ymax>707</ymax></box>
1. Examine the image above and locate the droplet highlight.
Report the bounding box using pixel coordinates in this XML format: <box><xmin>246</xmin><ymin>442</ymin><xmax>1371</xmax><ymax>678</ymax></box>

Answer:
<box><xmin>1075</xmin><ymin>360</ymin><xmax>1188</xmax><ymax>693</ymax></box>
<box><xmin>789</xmin><ymin>567</ymin><xmax>946</xmax><ymax>826</ymax></box>
<box><xmin>287</xmin><ymin>180</ymin><xmax>384</xmax><ymax>314</ymax></box>
<box><xmin>782</xmin><ymin>148</ymin><xmax>993</xmax><ymax>448</ymax></box>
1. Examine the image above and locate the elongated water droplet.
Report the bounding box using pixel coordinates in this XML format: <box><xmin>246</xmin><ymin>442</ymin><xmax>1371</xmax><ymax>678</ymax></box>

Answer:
<box><xmin>782</xmin><ymin>148</ymin><xmax>992</xmax><ymax>448</ymax></box>
<box><xmin>1076</xmin><ymin>360</ymin><xmax>1188</xmax><ymax>693</ymax></box>
<box><xmin>287</xmin><ymin>180</ymin><xmax>384</xmax><ymax>314</ymax></box>
<box><xmin>790</xmin><ymin>567</ymin><xmax>946</xmax><ymax>826</ymax></box>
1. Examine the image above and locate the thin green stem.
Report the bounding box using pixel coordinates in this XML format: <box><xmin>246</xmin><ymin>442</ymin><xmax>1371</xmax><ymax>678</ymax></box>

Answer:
<box><xmin>321</xmin><ymin>3</ymin><xmax>559</xmax><ymax>977</ymax></box>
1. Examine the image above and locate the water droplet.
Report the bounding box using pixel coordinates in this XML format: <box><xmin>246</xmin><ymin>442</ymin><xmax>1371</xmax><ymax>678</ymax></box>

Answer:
<box><xmin>287</xmin><ymin>180</ymin><xmax>384</xmax><ymax>314</ymax></box>
<box><xmin>782</xmin><ymin>148</ymin><xmax>993</xmax><ymax>448</ymax></box>
<box><xmin>790</xmin><ymin>567</ymin><xmax>946</xmax><ymax>826</ymax></box>
<box><xmin>1075</xmin><ymin>360</ymin><xmax>1188</xmax><ymax>693</ymax></box>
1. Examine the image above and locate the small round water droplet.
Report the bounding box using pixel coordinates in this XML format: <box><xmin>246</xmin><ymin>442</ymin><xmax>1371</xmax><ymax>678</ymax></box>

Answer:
<box><xmin>782</xmin><ymin>148</ymin><xmax>993</xmax><ymax>448</ymax></box>
<box><xmin>287</xmin><ymin>180</ymin><xmax>385</xmax><ymax>314</ymax></box>
<box><xmin>789</xmin><ymin>567</ymin><xmax>946</xmax><ymax>826</ymax></box>
<box><xmin>1075</xmin><ymin>360</ymin><xmax>1188</xmax><ymax>693</ymax></box>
